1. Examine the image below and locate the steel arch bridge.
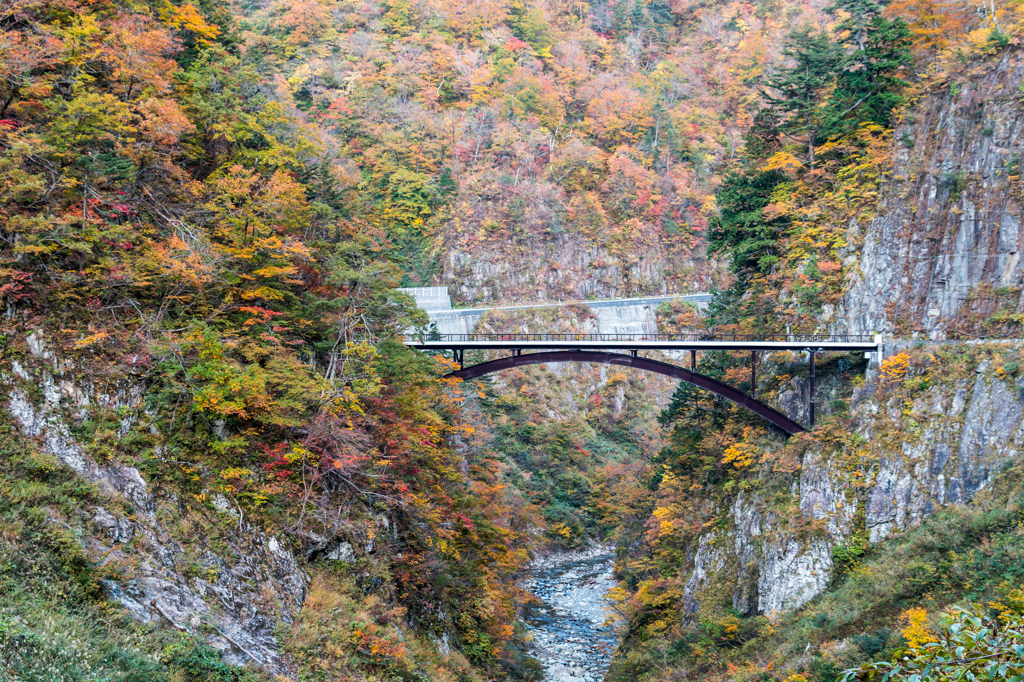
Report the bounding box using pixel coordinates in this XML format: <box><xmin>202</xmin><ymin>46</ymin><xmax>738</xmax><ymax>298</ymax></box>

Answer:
<box><xmin>405</xmin><ymin>333</ymin><xmax>882</xmax><ymax>436</ymax></box>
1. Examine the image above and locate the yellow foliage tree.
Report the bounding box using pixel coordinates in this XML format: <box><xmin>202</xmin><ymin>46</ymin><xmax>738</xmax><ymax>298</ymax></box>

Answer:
<box><xmin>901</xmin><ymin>607</ymin><xmax>935</xmax><ymax>650</ymax></box>
<box><xmin>880</xmin><ymin>352</ymin><xmax>911</xmax><ymax>385</ymax></box>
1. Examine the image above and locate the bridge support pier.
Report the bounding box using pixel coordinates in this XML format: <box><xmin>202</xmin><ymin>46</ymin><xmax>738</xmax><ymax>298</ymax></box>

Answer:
<box><xmin>690</xmin><ymin>350</ymin><xmax>696</xmax><ymax>371</ymax></box>
<box><xmin>751</xmin><ymin>351</ymin><xmax>756</xmax><ymax>399</ymax></box>
<box><xmin>809</xmin><ymin>351</ymin><xmax>816</xmax><ymax>428</ymax></box>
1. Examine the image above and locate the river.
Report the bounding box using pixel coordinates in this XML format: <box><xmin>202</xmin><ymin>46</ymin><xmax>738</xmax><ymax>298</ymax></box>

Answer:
<box><xmin>522</xmin><ymin>549</ymin><xmax>621</xmax><ymax>682</ymax></box>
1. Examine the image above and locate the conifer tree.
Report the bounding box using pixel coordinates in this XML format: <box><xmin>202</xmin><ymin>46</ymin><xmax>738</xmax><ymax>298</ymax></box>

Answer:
<box><xmin>764</xmin><ymin>27</ymin><xmax>840</xmax><ymax>167</ymax></box>
<box><xmin>823</xmin><ymin>14</ymin><xmax>913</xmax><ymax>136</ymax></box>
<box><xmin>743</xmin><ymin>109</ymin><xmax>783</xmax><ymax>162</ymax></box>
<box><xmin>826</xmin><ymin>0</ymin><xmax>884</xmax><ymax>52</ymax></box>
<box><xmin>707</xmin><ymin>169</ymin><xmax>789</xmax><ymax>282</ymax></box>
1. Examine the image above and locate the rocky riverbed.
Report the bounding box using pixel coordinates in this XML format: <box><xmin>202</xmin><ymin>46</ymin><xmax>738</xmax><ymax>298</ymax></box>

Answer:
<box><xmin>523</xmin><ymin>548</ymin><xmax>620</xmax><ymax>682</ymax></box>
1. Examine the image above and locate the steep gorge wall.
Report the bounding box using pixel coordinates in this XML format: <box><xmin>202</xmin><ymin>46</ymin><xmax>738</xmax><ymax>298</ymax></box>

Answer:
<box><xmin>699</xmin><ymin>51</ymin><xmax>1024</xmax><ymax>615</ymax></box>
<box><xmin>1</xmin><ymin>332</ymin><xmax>307</xmax><ymax>673</ymax></box>
<box><xmin>841</xmin><ymin>48</ymin><xmax>1024</xmax><ymax>338</ymax></box>
<box><xmin>682</xmin><ymin>344</ymin><xmax>1024</xmax><ymax>616</ymax></box>
<box><xmin>689</xmin><ymin>53</ymin><xmax>1024</xmax><ymax>619</ymax></box>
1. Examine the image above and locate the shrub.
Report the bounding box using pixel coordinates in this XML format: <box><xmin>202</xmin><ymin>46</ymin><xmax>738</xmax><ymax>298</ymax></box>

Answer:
<box><xmin>161</xmin><ymin>635</ymin><xmax>263</xmax><ymax>681</ymax></box>
<box><xmin>841</xmin><ymin>606</ymin><xmax>1024</xmax><ymax>681</ymax></box>
<box><xmin>851</xmin><ymin>629</ymin><xmax>892</xmax><ymax>658</ymax></box>
<box><xmin>0</xmin><ymin>614</ymin><xmax>97</xmax><ymax>682</ymax></box>
<box><xmin>879</xmin><ymin>352</ymin><xmax>911</xmax><ymax>384</ymax></box>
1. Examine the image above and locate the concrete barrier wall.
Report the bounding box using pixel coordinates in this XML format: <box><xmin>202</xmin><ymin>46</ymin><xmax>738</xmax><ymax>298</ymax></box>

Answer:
<box><xmin>428</xmin><ymin>310</ymin><xmax>481</xmax><ymax>337</ymax></box>
<box><xmin>423</xmin><ymin>295</ymin><xmax>711</xmax><ymax>336</ymax></box>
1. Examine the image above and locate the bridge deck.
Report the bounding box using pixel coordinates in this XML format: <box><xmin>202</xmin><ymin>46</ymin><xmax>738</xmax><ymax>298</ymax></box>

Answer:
<box><xmin>406</xmin><ymin>333</ymin><xmax>879</xmax><ymax>353</ymax></box>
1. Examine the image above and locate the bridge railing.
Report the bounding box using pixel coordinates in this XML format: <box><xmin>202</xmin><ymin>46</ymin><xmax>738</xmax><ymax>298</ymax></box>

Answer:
<box><xmin>407</xmin><ymin>332</ymin><xmax>876</xmax><ymax>343</ymax></box>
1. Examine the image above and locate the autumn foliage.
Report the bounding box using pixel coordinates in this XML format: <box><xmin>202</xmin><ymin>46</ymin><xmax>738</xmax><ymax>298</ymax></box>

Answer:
<box><xmin>0</xmin><ymin>0</ymin><xmax>542</xmax><ymax>670</ymax></box>
<box><xmin>2</xmin><ymin>0</ymin><xmax>1023</xmax><ymax>675</ymax></box>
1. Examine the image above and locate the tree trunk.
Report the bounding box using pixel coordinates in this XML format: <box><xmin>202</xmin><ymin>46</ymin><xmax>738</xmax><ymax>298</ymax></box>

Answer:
<box><xmin>807</xmin><ymin>111</ymin><xmax>816</xmax><ymax>168</ymax></box>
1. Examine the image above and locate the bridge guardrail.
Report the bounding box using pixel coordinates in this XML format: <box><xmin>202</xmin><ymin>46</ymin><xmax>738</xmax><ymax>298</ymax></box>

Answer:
<box><xmin>407</xmin><ymin>332</ymin><xmax>877</xmax><ymax>343</ymax></box>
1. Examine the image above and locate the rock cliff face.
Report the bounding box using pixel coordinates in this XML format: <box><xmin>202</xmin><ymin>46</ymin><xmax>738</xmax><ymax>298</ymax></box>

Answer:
<box><xmin>2</xmin><ymin>333</ymin><xmax>306</xmax><ymax>675</ymax></box>
<box><xmin>683</xmin><ymin>345</ymin><xmax>1024</xmax><ymax>616</ymax></box>
<box><xmin>441</xmin><ymin>231</ymin><xmax>724</xmax><ymax>305</ymax></box>
<box><xmin>842</xmin><ymin>49</ymin><xmax>1024</xmax><ymax>338</ymax></box>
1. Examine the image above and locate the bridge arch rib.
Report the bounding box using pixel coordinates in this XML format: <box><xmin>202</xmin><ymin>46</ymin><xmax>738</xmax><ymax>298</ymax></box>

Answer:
<box><xmin>448</xmin><ymin>350</ymin><xmax>806</xmax><ymax>435</ymax></box>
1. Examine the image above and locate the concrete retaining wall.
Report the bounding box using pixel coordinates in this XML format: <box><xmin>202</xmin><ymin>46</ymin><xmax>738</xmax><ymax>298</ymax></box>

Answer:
<box><xmin>421</xmin><ymin>295</ymin><xmax>711</xmax><ymax>336</ymax></box>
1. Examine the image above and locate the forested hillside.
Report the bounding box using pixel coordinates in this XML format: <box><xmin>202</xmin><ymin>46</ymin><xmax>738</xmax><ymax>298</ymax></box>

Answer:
<box><xmin>1</xmin><ymin>0</ymin><xmax>1024</xmax><ymax>679</ymax></box>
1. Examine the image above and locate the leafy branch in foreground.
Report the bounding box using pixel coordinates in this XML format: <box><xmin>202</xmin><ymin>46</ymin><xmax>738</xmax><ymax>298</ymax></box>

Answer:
<box><xmin>842</xmin><ymin>606</ymin><xmax>1024</xmax><ymax>682</ymax></box>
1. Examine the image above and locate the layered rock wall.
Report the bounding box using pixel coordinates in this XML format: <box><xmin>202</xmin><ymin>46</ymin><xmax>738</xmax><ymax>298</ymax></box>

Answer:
<box><xmin>441</xmin><ymin>232</ymin><xmax>723</xmax><ymax>306</ymax></box>
<box><xmin>683</xmin><ymin>345</ymin><xmax>1024</xmax><ymax>616</ymax></box>
<box><xmin>842</xmin><ymin>50</ymin><xmax>1024</xmax><ymax>338</ymax></box>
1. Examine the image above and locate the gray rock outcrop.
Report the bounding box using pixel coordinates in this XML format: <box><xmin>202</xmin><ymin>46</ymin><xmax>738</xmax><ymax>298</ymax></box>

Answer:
<box><xmin>683</xmin><ymin>352</ymin><xmax>1024</xmax><ymax>617</ymax></box>
<box><xmin>3</xmin><ymin>332</ymin><xmax>306</xmax><ymax>676</ymax></box>
<box><xmin>841</xmin><ymin>51</ymin><xmax>1024</xmax><ymax>338</ymax></box>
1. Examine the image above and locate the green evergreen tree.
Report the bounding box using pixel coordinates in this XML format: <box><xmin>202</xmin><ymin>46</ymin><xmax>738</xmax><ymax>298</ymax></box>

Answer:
<box><xmin>612</xmin><ymin>0</ymin><xmax>631</xmax><ymax>34</ymax></box>
<box><xmin>825</xmin><ymin>0</ymin><xmax>884</xmax><ymax>52</ymax></box>
<box><xmin>647</xmin><ymin>0</ymin><xmax>674</xmax><ymax>34</ymax></box>
<box><xmin>629</xmin><ymin>0</ymin><xmax>647</xmax><ymax>31</ymax></box>
<box><xmin>823</xmin><ymin>15</ymin><xmax>913</xmax><ymax>136</ymax></box>
<box><xmin>657</xmin><ymin>353</ymin><xmax>727</xmax><ymax>472</ymax></box>
<box><xmin>707</xmin><ymin>169</ymin><xmax>789</xmax><ymax>283</ymax></box>
<box><xmin>743</xmin><ymin>108</ymin><xmax>783</xmax><ymax>162</ymax></box>
<box><xmin>764</xmin><ymin>27</ymin><xmax>840</xmax><ymax>167</ymax></box>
